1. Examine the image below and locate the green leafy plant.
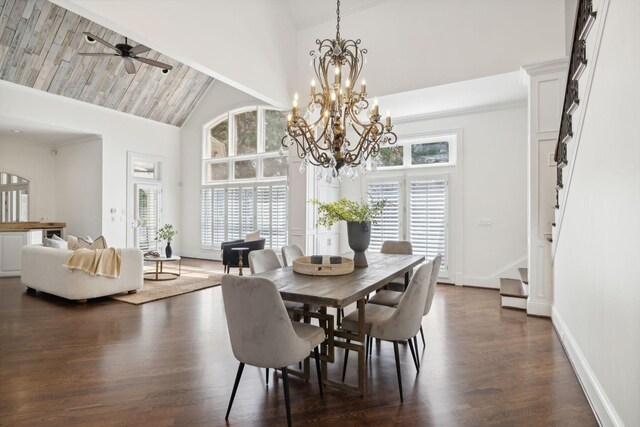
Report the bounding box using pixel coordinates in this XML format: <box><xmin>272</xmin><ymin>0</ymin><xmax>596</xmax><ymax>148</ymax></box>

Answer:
<box><xmin>156</xmin><ymin>224</ymin><xmax>178</xmax><ymax>242</ymax></box>
<box><xmin>309</xmin><ymin>198</ymin><xmax>386</xmax><ymax>228</ymax></box>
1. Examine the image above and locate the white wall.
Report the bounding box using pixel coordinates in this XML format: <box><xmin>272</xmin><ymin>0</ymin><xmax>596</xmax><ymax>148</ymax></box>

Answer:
<box><xmin>340</xmin><ymin>104</ymin><xmax>528</xmax><ymax>288</ymax></box>
<box><xmin>179</xmin><ymin>80</ymin><xmax>261</xmax><ymax>260</ymax></box>
<box><xmin>0</xmin><ymin>80</ymin><xmax>182</xmax><ymax>249</ymax></box>
<box><xmin>296</xmin><ymin>0</ymin><xmax>566</xmax><ymax>98</ymax></box>
<box><xmin>54</xmin><ymin>138</ymin><xmax>102</xmax><ymax>237</ymax></box>
<box><xmin>0</xmin><ymin>140</ymin><xmax>56</xmax><ymax>222</ymax></box>
<box><xmin>553</xmin><ymin>0</ymin><xmax>640</xmax><ymax>424</ymax></box>
<box><xmin>52</xmin><ymin>0</ymin><xmax>297</xmax><ymax>108</ymax></box>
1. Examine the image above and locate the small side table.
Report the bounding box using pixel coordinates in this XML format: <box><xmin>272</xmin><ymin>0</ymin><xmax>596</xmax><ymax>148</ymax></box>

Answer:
<box><xmin>231</xmin><ymin>247</ymin><xmax>249</xmax><ymax>276</ymax></box>
<box><xmin>144</xmin><ymin>255</ymin><xmax>181</xmax><ymax>281</ymax></box>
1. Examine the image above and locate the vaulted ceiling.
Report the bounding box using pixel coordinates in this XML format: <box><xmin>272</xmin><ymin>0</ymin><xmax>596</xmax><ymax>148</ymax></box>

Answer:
<box><xmin>0</xmin><ymin>0</ymin><xmax>213</xmax><ymax>127</ymax></box>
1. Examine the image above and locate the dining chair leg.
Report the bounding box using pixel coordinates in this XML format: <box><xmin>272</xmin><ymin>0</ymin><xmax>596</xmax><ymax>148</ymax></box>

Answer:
<box><xmin>420</xmin><ymin>325</ymin><xmax>425</xmax><ymax>347</ymax></box>
<box><xmin>393</xmin><ymin>341</ymin><xmax>404</xmax><ymax>402</ymax></box>
<box><xmin>369</xmin><ymin>336</ymin><xmax>373</xmax><ymax>358</ymax></box>
<box><xmin>282</xmin><ymin>367</ymin><xmax>292</xmax><ymax>427</ymax></box>
<box><xmin>266</xmin><ymin>368</ymin><xmax>269</xmax><ymax>385</ymax></box>
<box><xmin>365</xmin><ymin>335</ymin><xmax>369</xmax><ymax>362</ymax></box>
<box><xmin>225</xmin><ymin>362</ymin><xmax>245</xmax><ymax>420</ymax></box>
<box><xmin>413</xmin><ymin>336</ymin><xmax>420</xmax><ymax>368</ymax></box>
<box><xmin>314</xmin><ymin>347</ymin><xmax>323</xmax><ymax>398</ymax></box>
<box><xmin>342</xmin><ymin>339</ymin><xmax>350</xmax><ymax>382</ymax></box>
<box><xmin>407</xmin><ymin>338</ymin><xmax>419</xmax><ymax>373</ymax></box>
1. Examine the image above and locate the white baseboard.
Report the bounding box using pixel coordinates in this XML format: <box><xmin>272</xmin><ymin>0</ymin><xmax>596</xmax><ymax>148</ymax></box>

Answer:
<box><xmin>463</xmin><ymin>255</ymin><xmax>528</xmax><ymax>289</ymax></box>
<box><xmin>552</xmin><ymin>307</ymin><xmax>623</xmax><ymax>427</ymax></box>
<box><xmin>180</xmin><ymin>249</ymin><xmax>222</xmax><ymax>261</ymax></box>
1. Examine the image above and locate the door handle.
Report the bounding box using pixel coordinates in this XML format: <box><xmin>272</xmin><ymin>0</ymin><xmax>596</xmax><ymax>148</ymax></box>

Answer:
<box><xmin>132</xmin><ymin>219</ymin><xmax>141</xmax><ymax>228</ymax></box>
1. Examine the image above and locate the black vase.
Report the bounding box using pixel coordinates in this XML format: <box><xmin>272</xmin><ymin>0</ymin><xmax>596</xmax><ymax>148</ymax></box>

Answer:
<box><xmin>165</xmin><ymin>241</ymin><xmax>173</xmax><ymax>258</ymax></box>
<box><xmin>347</xmin><ymin>221</ymin><xmax>371</xmax><ymax>268</ymax></box>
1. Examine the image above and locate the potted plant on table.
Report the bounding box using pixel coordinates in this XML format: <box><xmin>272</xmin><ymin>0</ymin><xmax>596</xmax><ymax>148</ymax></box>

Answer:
<box><xmin>156</xmin><ymin>224</ymin><xmax>178</xmax><ymax>258</ymax></box>
<box><xmin>310</xmin><ymin>198</ymin><xmax>386</xmax><ymax>268</ymax></box>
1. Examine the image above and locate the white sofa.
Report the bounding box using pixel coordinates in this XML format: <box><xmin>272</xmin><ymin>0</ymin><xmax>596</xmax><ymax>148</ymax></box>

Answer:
<box><xmin>21</xmin><ymin>245</ymin><xmax>143</xmax><ymax>301</ymax></box>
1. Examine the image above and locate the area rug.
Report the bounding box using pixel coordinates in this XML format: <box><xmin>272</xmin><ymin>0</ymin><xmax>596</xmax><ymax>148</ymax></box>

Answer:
<box><xmin>110</xmin><ymin>267</ymin><xmax>225</xmax><ymax>305</ymax></box>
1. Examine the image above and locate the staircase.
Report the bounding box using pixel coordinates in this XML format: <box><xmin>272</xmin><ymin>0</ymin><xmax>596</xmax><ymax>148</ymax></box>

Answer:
<box><xmin>553</xmin><ymin>0</ymin><xmax>600</xmax><ymax>249</ymax></box>
<box><xmin>500</xmin><ymin>268</ymin><xmax>528</xmax><ymax>310</ymax></box>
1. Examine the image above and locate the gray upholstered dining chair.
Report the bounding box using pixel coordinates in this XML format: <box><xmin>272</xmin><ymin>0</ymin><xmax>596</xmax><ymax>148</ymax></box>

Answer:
<box><xmin>340</xmin><ymin>260</ymin><xmax>434</xmax><ymax>402</ymax></box>
<box><xmin>249</xmin><ymin>248</ymin><xmax>282</xmax><ymax>274</ymax></box>
<box><xmin>221</xmin><ymin>275</ymin><xmax>325</xmax><ymax>427</ymax></box>
<box><xmin>368</xmin><ymin>254</ymin><xmax>442</xmax><ymax>348</ymax></box>
<box><xmin>380</xmin><ymin>240</ymin><xmax>414</xmax><ymax>289</ymax></box>
<box><xmin>249</xmin><ymin>248</ymin><xmax>304</xmax><ymax>312</ymax></box>
<box><xmin>281</xmin><ymin>244</ymin><xmax>304</xmax><ymax>267</ymax></box>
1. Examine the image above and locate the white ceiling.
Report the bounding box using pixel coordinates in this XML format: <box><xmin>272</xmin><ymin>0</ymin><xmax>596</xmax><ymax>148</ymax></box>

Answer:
<box><xmin>0</xmin><ymin>116</ymin><xmax>97</xmax><ymax>147</ymax></box>
<box><xmin>285</xmin><ymin>0</ymin><xmax>390</xmax><ymax>29</ymax></box>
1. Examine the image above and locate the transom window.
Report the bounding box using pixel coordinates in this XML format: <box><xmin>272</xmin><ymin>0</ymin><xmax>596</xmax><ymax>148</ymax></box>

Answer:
<box><xmin>201</xmin><ymin>107</ymin><xmax>289</xmax><ymax>249</ymax></box>
<box><xmin>372</xmin><ymin>134</ymin><xmax>456</xmax><ymax>169</ymax></box>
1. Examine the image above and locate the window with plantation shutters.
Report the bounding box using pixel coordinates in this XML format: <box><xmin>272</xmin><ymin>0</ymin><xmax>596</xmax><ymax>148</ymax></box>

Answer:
<box><xmin>212</xmin><ymin>188</ymin><xmax>226</xmax><ymax>246</ymax></box>
<box><xmin>201</xmin><ymin>189</ymin><xmax>213</xmax><ymax>247</ymax></box>
<box><xmin>202</xmin><ymin>183</ymin><xmax>287</xmax><ymax>249</ymax></box>
<box><xmin>409</xmin><ymin>179</ymin><xmax>447</xmax><ymax>272</ymax></box>
<box><xmin>367</xmin><ymin>181</ymin><xmax>401</xmax><ymax>252</ymax></box>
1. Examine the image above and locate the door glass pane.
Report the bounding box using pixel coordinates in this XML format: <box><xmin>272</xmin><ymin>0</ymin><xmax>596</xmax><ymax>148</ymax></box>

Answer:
<box><xmin>206</xmin><ymin>162</ymin><xmax>228</xmax><ymax>181</ymax></box>
<box><xmin>235</xmin><ymin>110</ymin><xmax>258</xmax><ymax>155</ymax></box>
<box><xmin>411</xmin><ymin>141</ymin><xmax>449</xmax><ymax>165</ymax></box>
<box><xmin>264</xmin><ymin>110</ymin><xmax>288</xmax><ymax>152</ymax></box>
<box><xmin>372</xmin><ymin>146</ymin><xmax>403</xmax><ymax>169</ymax></box>
<box><xmin>262</xmin><ymin>157</ymin><xmax>287</xmax><ymax>178</ymax></box>
<box><xmin>234</xmin><ymin>160</ymin><xmax>257</xmax><ymax>179</ymax></box>
<box><xmin>209</xmin><ymin>119</ymin><xmax>228</xmax><ymax>158</ymax></box>
<box><xmin>367</xmin><ymin>181</ymin><xmax>400</xmax><ymax>251</ymax></box>
<box><xmin>409</xmin><ymin>179</ymin><xmax>447</xmax><ymax>272</ymax></box>
<box><xmin>137</xmin><ymin>187</ymin><xmax>159</xmax><ymax>251</ymax></box>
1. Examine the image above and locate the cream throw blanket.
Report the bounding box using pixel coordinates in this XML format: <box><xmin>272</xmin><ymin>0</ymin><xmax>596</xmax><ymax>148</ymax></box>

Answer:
<box><xmin>64</xmin><ymin>248</ymin><xmax>122</xmax><ymax>278</ymax></box>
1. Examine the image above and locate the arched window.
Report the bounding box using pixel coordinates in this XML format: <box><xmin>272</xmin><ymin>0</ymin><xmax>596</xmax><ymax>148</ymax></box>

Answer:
<box><xmin>201</xmin><ymin>106</ymin><xmax>288</xmax><ymax>250</ymax></box>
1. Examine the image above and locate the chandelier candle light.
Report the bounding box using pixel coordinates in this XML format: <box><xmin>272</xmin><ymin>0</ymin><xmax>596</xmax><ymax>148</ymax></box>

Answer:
<box><xmin>281</xmin><ymin>0</ymin><xmax>397</xmax><ymax>182</ymax></box>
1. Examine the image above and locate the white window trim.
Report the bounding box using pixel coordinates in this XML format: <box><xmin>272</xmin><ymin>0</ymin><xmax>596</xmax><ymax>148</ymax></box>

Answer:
<box><xmin>375</xmin><ymin>132</ymin><xmax>458</xmax><ymax>171</ymax></box>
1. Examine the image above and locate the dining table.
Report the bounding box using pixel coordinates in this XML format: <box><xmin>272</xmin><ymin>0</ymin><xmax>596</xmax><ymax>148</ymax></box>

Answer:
<box><xmin>253</xmin><ymin>251</ymin><xmax>425</xmax><ymax>396</ymax></box>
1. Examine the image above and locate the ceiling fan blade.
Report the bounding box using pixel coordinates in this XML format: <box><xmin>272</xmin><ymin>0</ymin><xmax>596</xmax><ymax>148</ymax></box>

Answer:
<box><xmin>129</xmin><ymin>44</ymin><xmax>151</xmax><ymax>56</ymax></box>
<box><xmin>133</xmin><ymin>56</ymin><xmax>173</xmax><ymax>70</ymax></box>
<box><xmin>83</xmin><ymin>32</ymin><xmax>119</xmax><ymax>53</ymax></box>
<box><xmin>78</xmin><ymin>52</ymin><xmax>117</xmax><ymax>56</ymax></box>
<box><xmin>123</xmin><ymin>57</ymin><xmax>136</xmax><ymax>74</ymax></box>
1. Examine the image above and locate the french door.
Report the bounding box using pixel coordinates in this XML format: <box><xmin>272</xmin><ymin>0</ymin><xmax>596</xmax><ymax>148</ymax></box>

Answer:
<box><xmin>133</xmin><ymin>183</ymin><xmax>162</xmax><ymax>251</ymax></box>
<box><xmin>367</xmin><ymin>174</ymin><xmax>449</xmax><ymax>277</ymax></box>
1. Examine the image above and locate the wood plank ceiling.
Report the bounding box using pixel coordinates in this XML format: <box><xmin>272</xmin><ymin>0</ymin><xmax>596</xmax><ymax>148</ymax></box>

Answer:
<box><xmin>0</xmin><ymin>0</ymin><xmax>214</xmax><ymax>127</ymax></box>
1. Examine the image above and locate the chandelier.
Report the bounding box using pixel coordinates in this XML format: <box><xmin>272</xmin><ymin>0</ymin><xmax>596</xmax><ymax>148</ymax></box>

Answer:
<box><xmin>281</xmin><ymin>0</ymin><xmax>397</xmax><ymax>181</ymax></box>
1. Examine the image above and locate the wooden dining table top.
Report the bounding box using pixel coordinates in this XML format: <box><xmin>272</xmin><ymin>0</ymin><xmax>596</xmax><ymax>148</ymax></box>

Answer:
<box><xmin>253</xmin><ymin>252</ymin><xmax>425</xmax><ymax>308</ymax></box>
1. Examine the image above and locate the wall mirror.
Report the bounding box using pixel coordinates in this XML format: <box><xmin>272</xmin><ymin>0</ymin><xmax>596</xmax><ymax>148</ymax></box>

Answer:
<box><xmin>0</xmin><ymin>172</ymin><xmax>29</xmax><ymax>222</ymax></box>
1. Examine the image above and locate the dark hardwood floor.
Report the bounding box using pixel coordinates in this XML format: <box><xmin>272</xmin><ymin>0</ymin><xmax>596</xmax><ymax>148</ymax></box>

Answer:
<box><xmin>0</xmin><ymin>259</ymin><xmax>596</xmax><ymax>426</ymax></box>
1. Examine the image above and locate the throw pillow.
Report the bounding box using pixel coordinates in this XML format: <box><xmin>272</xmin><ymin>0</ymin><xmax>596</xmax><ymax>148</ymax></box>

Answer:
<box><xmin>245</xmin><ymin>230</ymin><xmax>261</xmax><ymax>242</ymax></box>
<box><xmin>67</xmin><ymin>235</ymin><xmax>79</xmax><ymax>250</ymax></box>
<box><xmin>77</xmin><ymin>236</ymin><xmax>95</xmax><ymax>249</ymax></box>
<box><xmin>88</xmin><ymin>235</ymin><xmax>108</xmax><ymax>250</ymax></box>
<box><xmin>43</xmin><ymin>236</ymin><xmax>67</xmax><ymax>249</ymax></box>
<box><xmin>52</xmin><ymin>234</ymin><xmax>65</xmax><ymax>242</ymax></box>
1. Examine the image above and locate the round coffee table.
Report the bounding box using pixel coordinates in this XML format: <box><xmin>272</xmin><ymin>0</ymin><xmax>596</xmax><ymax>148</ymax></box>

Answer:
<box><xmin>144</xmin><ymin>255</ymin><xmax>181</xmax><ymax>281</ymax></box>
<box><xmin>231</xmin><ymin>247</ymin><xmax>249</xmax><ymax>276</ymax></box>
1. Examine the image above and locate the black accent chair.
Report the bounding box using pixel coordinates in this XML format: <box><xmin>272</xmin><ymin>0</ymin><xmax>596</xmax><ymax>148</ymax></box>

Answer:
<box><xmin>221</xmin><ymin>238</ymin><xmax>266</xmax><ymax>273</ymax></box>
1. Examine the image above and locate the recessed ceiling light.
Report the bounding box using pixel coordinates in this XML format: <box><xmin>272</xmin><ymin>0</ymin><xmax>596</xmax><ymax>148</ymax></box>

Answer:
<box><xmin>11</xmin><ymin>129</ymin><xmax>22</xmax><ymax>133</ymax></box>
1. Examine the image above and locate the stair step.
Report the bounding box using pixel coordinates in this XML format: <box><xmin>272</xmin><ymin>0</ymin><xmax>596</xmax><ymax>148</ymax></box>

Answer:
<box><xmin>500</xmin><ymin>278</ymin><xmax>527</xmax><ymax>298</ymax></box>
<box><xmin>518</xmin><ymin>267</ymin><xmax>528</xmax><ymax>284</ymax></box>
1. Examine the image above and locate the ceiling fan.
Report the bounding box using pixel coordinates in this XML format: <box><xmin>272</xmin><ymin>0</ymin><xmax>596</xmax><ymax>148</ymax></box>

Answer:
<box><xmin>78</xmin><ymin>32</ymin><xmax>173</xmax><ymax>75</ymax></box>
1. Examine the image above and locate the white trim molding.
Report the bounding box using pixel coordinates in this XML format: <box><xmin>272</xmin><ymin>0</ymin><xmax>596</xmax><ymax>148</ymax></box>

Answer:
<box><xmin>552</xmin><ymin>307</ymin><xmax>624</xmax><ymax>427</ymax></box>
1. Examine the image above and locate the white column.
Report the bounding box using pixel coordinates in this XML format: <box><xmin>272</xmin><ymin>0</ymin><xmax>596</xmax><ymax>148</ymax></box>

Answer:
<box><xmin>521</xmin><ymin>58</ymin><xmax>568</xmax><ymax>317</ymax></box>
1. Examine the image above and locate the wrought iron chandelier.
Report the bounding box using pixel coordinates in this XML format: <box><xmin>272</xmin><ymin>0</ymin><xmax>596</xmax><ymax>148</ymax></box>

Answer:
<box><xmin>281</xmin><ymin>0</ymin><xmax>397</xmax><ymax>181</ymax></box>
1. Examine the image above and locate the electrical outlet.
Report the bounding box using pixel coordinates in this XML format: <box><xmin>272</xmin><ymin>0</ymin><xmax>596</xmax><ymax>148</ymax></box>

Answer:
<box><xmin>477</xmin><ymin>219</ymin><xmax>492</xmax><ymax>227</ymax></box>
